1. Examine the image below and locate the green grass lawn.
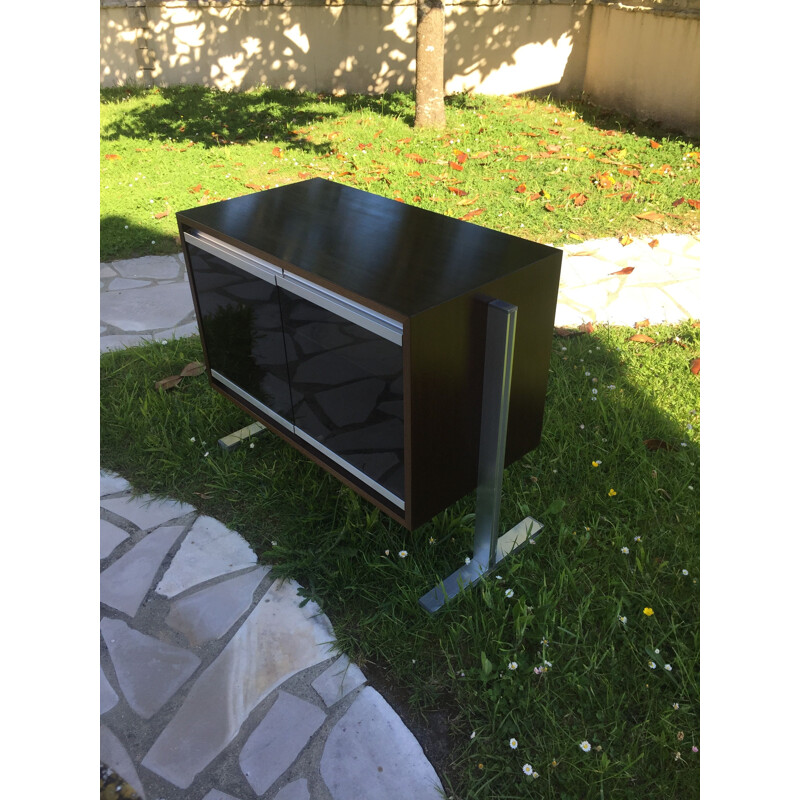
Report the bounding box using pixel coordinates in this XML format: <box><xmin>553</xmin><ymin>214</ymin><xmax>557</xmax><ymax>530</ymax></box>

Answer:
<box><xmin>100</xmin><ymin>323</ymin><xmax>700</xmax><ymax>799</ymax></box>
<box><xmin>100</xmin><ymin>86</ymin><xmax>699</xmax><ymax>262</ymax></box>
<box><xmin>100</xmin><ymin>86</ymin><xmax>700</xmax><ymax>798</ymax></box>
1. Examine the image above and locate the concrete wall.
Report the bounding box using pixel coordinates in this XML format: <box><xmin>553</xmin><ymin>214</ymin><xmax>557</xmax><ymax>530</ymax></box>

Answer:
<box><xmin>100</xmin><ymin>1</ymin><xmax>700</xmax><ymax>134</ymax></box>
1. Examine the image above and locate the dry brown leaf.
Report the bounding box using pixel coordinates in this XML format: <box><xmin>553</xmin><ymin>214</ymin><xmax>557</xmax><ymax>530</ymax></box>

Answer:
<box><xmin>629</xmin><ymin>333</ymin><xmax>656</xmax><ymax>343</ymax></box>
<box><xmin>611</xmin><ymin>266</ymin><xmax>635</xmax><ymax>275</ymax></box>
<box><xmin>635</xmin><ymin>211</ymin><xmax>665</xmax><ymax>221</ymax></box>
<box><xmin>690</xmin><ymin>358</ymin><xmax>700</xmax><ymax>375</ymax></box>
<box><xmin>449</xmin><ymin>161</ymin><xmax>464</xmax><ymax>171</ymax></box>
<box><xmin>154</xmin><ymin>212</ymin><xmax>169</xmax><ymax>219</ymax></box>
<box><xmin>408</xmin><ymin>153</ymin><xmax>425</xmax><ymax>163</ymax></box>
<box><xmin>644</xmin><ymin>438</ymin><xmax>675</xmax><ymax>451</ymax></box>
<box><xmin>188</xmin><ymin>184</ymin><xmax>203</xmax><ymax>194</ymax></box>
<box><xmin>515</xmin><ymin>184</ymin><xmax>527</xmax><ymax>194</ymax></box>
<box><xmin>460</xmin><ymin>208</ymin><xmax>485</xmax><ymax>221</ymax></box>
<box><xmin>105</xmin><ymin>153</ymin><xmax>120</xmax><ymax>160</ymax></box>
<box><xmin>634</xmin><ymin>319</ymin><xmax>651</xmax><ymax>328</ymax></box>
<box><xmin>648</xmin><ymin>239</ymin><xmax>659</xmax><ymax>248</ymax></box>
<box><xmin>155</xmin><ymin>375</ymin><xmax>182</xmax><ymax>391</ymax></box>
<box><xmin>180</xmin><ymin>361</ymin><xmax>206</xmax><ymax>377</ymax></box>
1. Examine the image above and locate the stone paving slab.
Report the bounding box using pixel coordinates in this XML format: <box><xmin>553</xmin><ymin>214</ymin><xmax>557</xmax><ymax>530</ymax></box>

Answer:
<box><xmin>100</xmin><ymin>472</ymin><xmax>443</xmax><ymax>800</ymax></box>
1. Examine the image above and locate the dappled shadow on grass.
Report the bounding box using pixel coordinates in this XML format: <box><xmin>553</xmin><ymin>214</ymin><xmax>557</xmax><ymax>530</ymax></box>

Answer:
<box><xmin>100</xmin><ymin>320</ymin><xmax>700</xmax><ymax>798</ymax></box>
<box><xmin>100</xmin><ymin>86</ymin><xmax>417</xmax><ymax>153</ymax></box>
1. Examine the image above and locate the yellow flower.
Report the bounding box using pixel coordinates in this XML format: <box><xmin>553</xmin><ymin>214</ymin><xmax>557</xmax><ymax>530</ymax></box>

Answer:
<box><xmin>608</xmin><ymin>488</ymin><xmax>617</xmax><ymax>497</ymax></box>
<box><xmin>592</xmin><ymin>460</ymin><xmax>601</xmax><ymax>467</ymax></box>
<box><xmin>643</xmin><ymin>607</ymin><xmax>654</xmax><ymax>616</ymax></box>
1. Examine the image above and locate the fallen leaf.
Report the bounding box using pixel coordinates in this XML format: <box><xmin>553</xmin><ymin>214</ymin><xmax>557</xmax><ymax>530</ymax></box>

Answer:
<box><xmin>690</xmin><ymin>358</ymin><xmax>700</xmax><ymax>375</ymax></box>
<box><xmin>155</xmin><ymin>375</ymin><xmax>182</xmax><ymax>391</ymax></box>
<box><xmin>546</xmin><ymin>144</ymin><xmax>562</xmax><ymax>153</ymax></box>
<box><xmin>569</xmin><ymin>192</ymin><xmax>588</xmax><ymax>207</ymax></box>
<box><xmin>470</xmin><ymin>151</ymin><xmax>492</xmax><ymax>159</ymax></box>
<box><xmin>672</xmin><ymin>197</ymin><xmax>685</xmax><ymax>207</ymax></box>
<box><xmin>408</xmin><ymin>153</ymin><xmax>425</xmax><ymax>163</ymax></box>
<box><xmin>514</xmin><ymin>154</ymin><xmax>530</xmax><ymax>162</ymax></box>
<box><xmin>188</xmin><ymin>184</ymin><xmax>203</xmax><ymax>193</ymax></box>
<box><xmin>456</xmin><ymin>196</ymin><xmax>480</xmax><ymax>206</ymax></box>
<box><xmin>397</xmin><ymin>137</ymin><xmax>412</xmax><ymax>144</ymax></box>
<box><xmin>687</xmin><ymin>198</ymin><xmax>700</xmax><ymax>209</ymax></box>
<box><xmin>460</xmin><ymin>208</ymin><xmax>485</xmax><ymax>221</ymax></box>
<box><xmin>180</xmin><ymin>361</ymin><xmax>206</xmax><ymax>377</ymax></box>
<box><xmin>449</xmin><ymin>161</ymin><xmax>464</xmax><ymax>171</ymax></box>
<box><xmin>579</xmin><ymin>322</ymin><xmax>595</xmax><ymax>334</ymax></box>
<box><xmin>648</xmin><ymin>239</ymin><xmax>659</xmax><ymax>248</ymax></box>
<box><xmin>544</xmin><ymin>203</ymin><xmax>556</xmax><ymax>212</ymax></box>
<box><xmin>554</xmin><ymin>326</ymin><xmax>584</xmax><ymax>337</ymax></box>
<box><xmin>154</xmin><ymin>212</ymin><xmax>169</xmax><ymax>219</ymax></box>
<box><xmin>652</xmin><ymin>164</ymin><xmax>674</xmax><ymax>176</ymax></box>
<box><xmin>272</xmin><ymin>146</ymin><xmax>282</xmax><ymax>158</ymax></box>
<box><xmin>447</xmin><ymin>186</ymin><xmax>468</xmax><ymax>196</ymax></box>
<box><xmin>644</xmin><ymin>438</ymin><xmax>675</xmax><ymax>451</ymax></box>
<box><xmin>592</xmin><ymin>171</ymin><xmax>616</xmax><ymax>189</ymax></box>
<box><xmin>515</xmin><ymin>184</ymin><xmax>527</xmax><ymax>193</ymax></box>
<box><xmin>620</xmin><ymin>193</ymin><xmax>635</xmax><ymax>202</ymax></box>
<box><xmin>629</xmin><ymin>333</ymin><xmax>656</xmax><ymax>343</ymax></box>
<box><xmin>298</xmin><ymin>171</ymin><xmax>312</xmax><ymax>179</ymax></box>
<box><xmin>650</xmin><ymin>139</ymin><xmax>661</xmax><ymax>148</ymax></box>
<box><xmin>245</xmin><ymin>183</ymin><xmax>266</xmax><ymax>190</ymax></box>
<box><xmin>105</xmin><ymin>153</ymin><xmax>120</xmax><ymax>160</ymax></box>
<box><xmin>619</xmin><ymin>234</ymin><xmax>634</xmax><ymax>246</ymax></box>
<box><xmin>528</xmin><ymin>192</ymin><xmax>542</xmax><ymax>201</ymax></box>
<box><xmin>454</xmin><ymin>150</ymin><xmax>468</xmax><ymax>164</ymax></box>
<box><xmin>634</xmin><ymin>319</ymin><xmax>651</xmax><ymax>328</ymax></box>
<box><xmin>619</xmin><ymin>166</ymin><xmax>640</xmax><ymax>177</ymax></box>
<box><xmin>635</xmin><ymin>211</ymin><xmax>665</xmax><ymax>221</ymax></box>
<box><xmin>611</xmin><ymin>266</ymin><xmax>635</xmax><ymax>275</ymax></box>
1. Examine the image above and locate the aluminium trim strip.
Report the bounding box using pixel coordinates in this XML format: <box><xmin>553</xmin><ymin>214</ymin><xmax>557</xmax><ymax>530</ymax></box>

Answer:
<box><xmin>277</xmin><ymin>273</ymin><xmax>403</xmax><ymax>346</ymax></box>
<box><xmin>211</xmin><ymin>369</ymin><xmax>405</xmax><ymax>511</ymax></box>
<box><xmin>211</xmin><ymin>370</ymin><xmax>294</xmax><ymax>429</ymax></box>
<box><xmin>291</xmin><ymin>425</ymin><xmax>405</xmax><ymax>510</ymax></box>
<box><xmin>184</xmin><ymin>231</ymin><xmax>282</xmax><ymax>281</ymax></box>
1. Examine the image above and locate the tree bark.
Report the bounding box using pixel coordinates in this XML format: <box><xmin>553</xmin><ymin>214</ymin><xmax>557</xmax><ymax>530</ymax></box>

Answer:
<box><xmin>414</xmin><ymin>0</ymin><xmax>446</xmax><ymax>128</ymax></box>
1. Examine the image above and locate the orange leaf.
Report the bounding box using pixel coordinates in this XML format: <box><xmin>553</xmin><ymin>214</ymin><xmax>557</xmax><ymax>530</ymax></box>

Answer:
<box><xmin>514</xmin><ymin>154</ymin><xmax>530</xmax><ymax>162</ymax></box>
<box><xmin>570</xmin><ymin>193</ymin><xmax>588</xmax><ymax>207</ymax></box>
<box><xmin>528</xmin><ymin>192</ymin><xmax>542</xmax><ymax>201</ymax></box>
<box><xmin>454</xmin><ymin>150</ymin><xmax>468</xmax><ymax>164</ymax></box>
<box><xmin>397</xmin><ymin>137</ymin><xmax>412</xmax><ymax>144</ymax></box>
<box><xmin>544</xmin><ymin>203</ymin><xmax>556</xmax><ymax>212</ymax></box>
<box><xmin>515</xmin><ymin>184</ymin><xmax>527</xmax><ymax>193</ymax></box>
<box><xmin>272</xmin><ymin>147</ymin><xmax>282</xmax><ymax>158</ymax></box>
<box><xmin>619</xmin><ymin>234</ymin><xmax>634</xmax><ymax>246</ymax></box>
<box><xmin>619</xmin><ymin>166</ymin><xmax>640</xmax><ymax>177</ymax></box>
<box><xmin>672</xmin><ymin>197</ymin><xmax>685</xmax><ymax>207</ymax></box>
<box><xmin>104</xmin><ymin>153</ymin><xmax>120</xmax><ymax>160</ymax></box>
<box><xmin>635</xmin><ymin>211</ymin><xmax>665</xmax><ymax>221</ymax></box>
<box><xmin>611</xmin><ymin>266</ymin><xmax>635</xmax><ymax>275</ymax></box>
<box><xmin>298</xmin><ymin>171</ymin><xmax>312</xmax><ymax>179</ymax></box>
<box><xmin>460</xmin><ymin>208</ymin><xmax>485</xmax><ymax>221</ymax></box>
<box><xmin>449</xmin><ymin>161</ymin><xmax>464</xmax><ymax>171</ymax></box>
<box><xmin>188</xmin><ymin>184</ymin><xmax>203</xmax><ymax>193</ymax></box>
<box><xmin>648</xmin><ymin>238</ymin><xmax>659</xmax><ymax>248</ymax></box>
<box><xmin>470</xmin><ymin>151</ymin><xmax>492</xmax><ymax>160</ymax></box>
<box><xmin>593</xmin><ymin>172</ymin><xmax>615</xmax><ymax>189</ymax></box>
<box><xmin>408</xmin><ymin>153</ymin><xmax>425</xmax><ymax>163</ymax></box>
<box><xmin>687</xmin><ymin>198</ymin><xmax>700</xmax><ymax>209</ymax></box>
<box><xmin>408</xmin><ymin>170</ymin><xmax>421</xmax><ymax>178</ymax></box>
<box><xmin>650</xmin><ymin>139</ymin><xmax>661</xmax><ymax>148</ymax></box>
<box><xmin>447</xmin><ymin>186</ymin><xmax>468</xmax><ymax>197</ymax></box>
<box><xmin>629</xmin><ymin>334</ymin><xmax>656</xmax><ymax>343</ymax></box>
<box><xmin>620</xmin><ymin>193</ymin><xmax>635</xmax><ymax>202</ymax></box>
<box><xmin>546</xmin><ymin>144</ymin><xmax>562</xmax><ymax>153</ymax></box>
<box><xmin>579</xmin><ymin>322</ymin><xmax>595</xmax><ymax>334</ymax></box>
<box><xmin>634</xmin><ymin>319</ymin><xmax>651</xmax><ymax>328</ymax></box>
<box><xmin>154</xmin><ymin>211</ymin><xmax>169</xmax><ymax>219</ymax></box>
<box><xmin>690</xmin><ymin>358</ymin><xmax>700</xmax><ymax>375</ymax></box>
<box><xmin>652</xmin><ymin>164</ymin><xmax>674</xmax><ymax>176</ymax></box>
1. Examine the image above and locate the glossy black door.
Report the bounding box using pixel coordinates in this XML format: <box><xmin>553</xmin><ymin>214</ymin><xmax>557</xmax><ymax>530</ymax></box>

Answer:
<box><xmin>187</xmin><ymin>243</ymin><xmax>294</xmax><ymax>423</ymax></box>
<box><xmin>278</xmin><ymin>285</ymin><xmax>405</xmax><ymax>502</ymax></box>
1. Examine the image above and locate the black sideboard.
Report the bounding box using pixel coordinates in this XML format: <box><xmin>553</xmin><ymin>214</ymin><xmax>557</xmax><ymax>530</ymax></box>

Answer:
<box><xmin>177</xmin><ymin>178</ymin><xmax>562</xmax><ymax>530</ymax></box>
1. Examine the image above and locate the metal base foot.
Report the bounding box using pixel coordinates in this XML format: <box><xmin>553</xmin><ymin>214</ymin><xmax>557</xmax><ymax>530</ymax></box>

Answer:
<box><xmin>217</xmin><ymin>421</ymin><xmax>267</xmax><ymax>451</ymax></box>
<box><xmin>418</xmin><ymin>517</ymin><xmax>543</xmax><ymax>614</ymax></box>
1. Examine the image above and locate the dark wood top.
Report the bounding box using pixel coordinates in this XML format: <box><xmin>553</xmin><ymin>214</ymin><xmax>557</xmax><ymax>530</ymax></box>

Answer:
<box><xmin>177</xmin><ymin>178</ymin><xmax>560</xmax><ymax>318</ymax></box>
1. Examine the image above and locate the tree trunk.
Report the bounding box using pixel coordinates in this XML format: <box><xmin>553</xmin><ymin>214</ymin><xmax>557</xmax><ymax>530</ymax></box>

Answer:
<box><xmin>414</xmin><ymin>0</ymin><xmax>446</xmax><ymax>128</ymax></box>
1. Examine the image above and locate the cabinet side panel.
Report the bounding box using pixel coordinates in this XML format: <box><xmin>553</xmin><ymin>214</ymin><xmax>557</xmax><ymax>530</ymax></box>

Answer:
<box><xmin>406</xmin><ymin>251</ymin><xmax>562</xmax><ymax>529</ymax></box>
<box><xmin>407</xmin><ymin>297</ymin><xmax>486</xmax><ymax>529</ymax></box>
